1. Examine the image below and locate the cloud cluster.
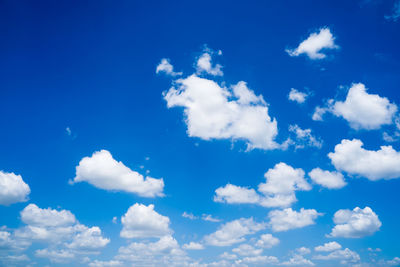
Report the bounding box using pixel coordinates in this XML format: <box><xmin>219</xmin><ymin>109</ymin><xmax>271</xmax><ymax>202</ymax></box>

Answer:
<box><xmin>286</xmin><ymin>27</ymin><xmax>338</xmax><ymax>59</ymax></box>
<box><xmin>72</xmin><ymin>150</ymin><xmax>164</xmax><ymax>197</ymax></box>
<box><xmin>308</xmin><ymin>168</ymin><xmax>346</xmax><ymax>189</ymax></box>
<box><xmin>156</xmin><ymin>58</ymin><xmax>182</xmax><ymax>76</ymax></box>
<box><xmin>328</xmin><ymin>207</ymin><xmax>381</xmax><ymax>238</ymax></box>
<box><xmin>0</xmin><ymin>171</ymin><xmax>30</xmax><ymax>206</ymax></box>
<box><xmin>268</xmin><ymin>208</ymin><xmax>322</xmax><ymax>232</ymax></box>
<box><xmin>288</xmin><ymin>88</ymin><xmax>308</xmax><ymax>104</ymax></box>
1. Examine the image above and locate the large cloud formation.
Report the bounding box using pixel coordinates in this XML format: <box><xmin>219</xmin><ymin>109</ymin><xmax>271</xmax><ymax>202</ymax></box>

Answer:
<box><xmin>0</xmin><ymin>171</ymin><xmax>30</xmax><ymax>206</ymax></box>
<box><xmin>72</xmin><ymin>150</ymin><xmax>164</xmax><ymax>197</ymax></box>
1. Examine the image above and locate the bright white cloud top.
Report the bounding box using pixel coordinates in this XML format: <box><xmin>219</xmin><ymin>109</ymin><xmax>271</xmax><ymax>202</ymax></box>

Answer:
<box><xmin>313</xmin><ymin>248</ymin><xmax>360</xmax><ymax>264</ymax></box>
<box><xmin>204</xmin><ymin>218</ymin><xmax>265</xmax><ymax>246</ymax></box>
<box><xmin>288</xmin><ymin>124</ymin><xmax>323</xmax><ymax>149</ymax></box>
<box><xmin>268</xmin><ymin>208</ymin><xmax>322</xmax><ymax>232</ymax></box>
<box><xmin>0</xmin><ymin>171</ymin><xmax>30</xmax><ymax>206</ymax></box>
<box><xmin>329</xmin><ymin>139</ymin><xmax>400</xmax><ymax>180</ymax></box>
<box><xmin>286</xmin><ymin>27</ymin><xmax>338</xmax><ymax>59</ymax></box>
<box><xmin>308</xmin><ymin>168</ymin><xmax>346</xmax><ymax>189</ymax></box>
<box><xmin>314</xmin><ymin>241</ymin><xmax>342</xmax><ymax>252</ymax></box>
<box><xmin>288</xmin><ymin>88</ymin><xmax>308</xmax><ymax>104</ymax></box>
<box><xmin>196</xmin><ymin>51</ymin><xmax>223</xmax><ymax>76</ymax></box>
<box><xmin>120</xmin><ymin>203</ymin><xmax>172</xmax><ymax>239</ymax></box>
<box><xmin>72</xmin><ymin>150</ymin><xmax>164</xmax><ymax>197</ymax></box>
<box><xmin>163</xmin><ymin>53</ymin><xmax>280</xmax><ymax>150</ymax></box>
<box><xmin>255</xmin><ymin>234</ymin><xmax>280</xmax><ymax>249</ymax></box>
<box><xmin>328</xmin><ymin>207</ymin><xmax>381</xmax><ymax>238</ymax></box>
<box><xmin>214</xmin><ymin>162</ymin><xmax>312</xmax><ymax>208</ymax></box>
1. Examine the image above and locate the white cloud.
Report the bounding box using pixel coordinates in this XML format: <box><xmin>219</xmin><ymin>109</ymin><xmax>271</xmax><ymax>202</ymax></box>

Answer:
<box><xmin>215</xmin><ymin>163</ymin><xmax>312</xmax><ymax>208</ymax></box>
<box><xmin>312</xmin><ymin>106</ymin><xmax>328</xmax><ymax>121</ymax></box>
<box><xmin>202</xmin><ymin>214</ymin><xmax>221</xmax><ymax>222</ymax></box>
<box><xmin>204</xmin><ymin>218</ymin><xmax>265</xmax><ymax>246</ymax></box>
<box><xmin>281</xmin><ymin>254</ymin><xmax>315</xmax><ymax>266</ymax></box>
<box><xmin>258</xmin><ymin>163</ymin><xmax>311</xmax><ymax>207</ymax></box>
<box><xmin>35</xmin><ymin>248</ymin><xmax>75</xmax><ymax>263</ymax></box>
<box><xmin>386</xmin><ymin>257</ymin><xmax>400</xmax><ymax>266</ymax></box>
<box><xmin>89</xmin><ymin>260</ymin><xmax>123</xmax><ymax>267</ymax></box>
<box><xmin>288</xmin><ymin>88</ymin><xmax>308</xmax><ymax>104</ymax></box>
<box><xmin>328</xmin><ymin>207</ymin><xmax>381</xmax><ymax>238</ymax></box>
<box><xmin>288</xmin><ymin>125</ymin><xmax>323</xmax><ymax>149</ymax></box>
<box><xmin>183</xmin><ymin>242</ymin><xmax>204</xmax><ymax>250</ymax></box>
<box><xmin>120</xmin><ymin>203</ymin><xmax>172</xmax><ymax>239</ymax></box>
<box><xmin>0</xmin><ymin>171</ymin><xmax>30</xmax><ymax>206</ymax></box>
<box><xmin>21</xmin><ymin>204</ymin><xmax>76</xmax><ymax>227</ymax></box>
<box><xmin>66</xmin><ymin>226</ymin><xmax>110</xmax><ymax>250</ymax></box>
<box><xmin>182</xmin><ymin>212</ymin><xmax>198</xmax><ymax>220</ymax></box>
<box><xmin>308</xmin><ymin>168</ymin><xmax>346</xmax><ymax>189</ymax></box>
<box><xmin>286</xmin><ymin>27</ymin><xmax>338</xmax><ymax>59</ymax></box>
<box><xmin>235</xmin><ymin>255</ymin><xmax>279</xmax><ymax>265</ymax></box>
<box><xmin>255</xmin><ymin>233</ymin><xmax>279</xmax><ymax>249</ymax></box>
<box><xmin>314</xmin><ymin>241</ymin><xmax>342</xmax><ymax>252</ymax></box>
<box><xmin>232</xmin><ymin>244</ymin><xmax>262</xmax><ymax>256</ymax></box>
<box><xmin>163</xmin><ymin>75</ymin><xmax>279</xmax><ymax>150</ymax></box>
<box><xmin>156</xmin><ymin>58</ymin><xmax>182</xmax><ymax>76</ymax></box>
<box><xmin>330</xmin><ymin>83</ymin><xmax>397</xmax><ymax>130</ymax></box>
<box><xmin>196</xmin><ymin>52</ymin><xmax>223</xmax><ymax>76</ymax></box>
<box><xmin>72</xmin><ymin>150</ymin><xmax>164</xmax><ymax>197</ymax></box>
<box><xmin>214</xmin><ymin>184</ymin><xmax>261</xmax><ymax>205</ymax></box>
<box><xmin>313</xmin><ymin>248</ymin><xmax>360</xmax><ymax>263</ymax></box>
<box><xmin>296</xmin><ymin>247</ymin><xmax>311</xmax><ymax>255</ymax></box>
<box><xmin>328</xmin><ymin>139</ymin><xmax>400</xmax><ymax>180</ymax></box>
<box><xmin>268</xmin><ymin>208</ymin><xmax>322</xmax><ymax>232</ymax></box>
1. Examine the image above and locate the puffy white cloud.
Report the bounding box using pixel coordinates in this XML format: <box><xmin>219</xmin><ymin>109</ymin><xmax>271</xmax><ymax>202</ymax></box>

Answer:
<box><xmin>255</xmin><ymin>233</ymin><xmax>279</xmax><ymax>249</ymax></box>
<box><xmin>314</xmin><ymin>241</ymin><xmax>342</xmax><ymax>252</ymax></box>
<box><xmin>281</xmin><ymin>254</ymin><xmax>315</xmax><ymax>266</ymax></box>
<box><xmin>214</xmin><ymin>184</ymin><xmax>260</xmax><ymax>205</ymax></box>
<box><xmin>183</xmin><ymin>242</ymin><xmax>204</xmax><ymax>250</ymax></box>
<box><xmin>308</xmin><ymin>168</ymin><xmax>346</xmax><ymax>189</ymax></box>
<box><xmin>204</xmin><ymin>218</ymin><xmax>265</xmax><ymax>246</ymax></box>
<box><xmin>35</xmin><ymin>248</ymin><xmax>75</xmax><ymax>263</ymax></box>
<box><xmin>156</xmin><ymin>58</ymin><xmax>182</xmax><ymax>76</ymax></box>
<box><xmin>120</xmin><ymin>203</ymin><xmax>172</xmax><ymax>239</ymax></box>
<box><xmin>268</xmin><ymin>208</ymin><xmax>322</xmax><ymax>232</ymax></box>
<box><xmin>164</xmin><ymin>75</ymin><xmax>279</xmax><ymax>150</ymax></box>
<box><xmin>328</xmin><ymin>207</ymin><xmax>381</xmax><ymax>238</ymax></box>
<box><xmin>288</xmin><ymin>88</ymin><xmax>308</xmax><ymax>104</ymax></box>
<box><xmin>312</xmin><ymin>106</ymin><xmax>328</xmax><ymax>121</ymax></box>
<box><xmin>72</xmin><ymin>150</ymin><xmax>164</xmax><ymax>197</ymax></box>
<box><xmin>21</xmin><ymin>204</ymin><xmax>76</xmax><ymax>227</ymax></box>
<box><xmin>330</xmin><ymin>83</ymin><xmax>397</xmax><ymax>130</ymax></box>
<box><xmin>196</xmin><ymin>52</ymin><xmax>223</xmax><ymax>76</ymax></box>
<box><xmin>288</xmin><ymin>125</ymin><xmax>323</xmax><ymax>149</ymax></box>
<box><xmin>258</xmin><ymin>163</ymin><xmax>311</xmax><ymax>207</ymax></box>
<box><xmin>220</xmin><ymin>252</ymin><xmax>238</xmax><ymax>260</ymax></box>
<box><xmin>0</xmin><ymin>171</ymin><xmax>30</xmax><ymax>206</ymax></box>
<box><xmin>286</xmin><ymin>27</ymin><xmax>338</xmax><ymax>59</ymax></box>
<box><xmin>313</xmin><ymin>248</ymin><xmax>360</xmax><ymax>263</ymax></box>
<box><xmin>328</xmin><ymin>139</ymin><xmax>400</xmax><ymax>180</ymax></box>
<box><xmin>232</xmin><ymin>244</ymin><xmax>262</xmax><ymax>256</ymax></box>
<box><xmin>215</xmin><ymin>163</ymin><xmax>312</xmax><ymax>208</ymax></box>
<box><xmin>296</xmin><ymin>247</ymin><xmax>311</xmax><ymax>255</ymax></box>
<box><xmin>0</xmin><ymin>230</ymin><xmax>30</xmax><ymax>251</ymax></box>
<box><xmin>66</xmin><ymin>226</ymin><xmax>110</xmax><ymax>250</ymax></box>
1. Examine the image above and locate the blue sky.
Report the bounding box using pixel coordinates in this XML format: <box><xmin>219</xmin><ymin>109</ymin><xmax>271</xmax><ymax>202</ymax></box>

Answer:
<box><xmin>0</xmin><ymin>0</ymin><xmax>400</xmax><ymax>266</ymax></box>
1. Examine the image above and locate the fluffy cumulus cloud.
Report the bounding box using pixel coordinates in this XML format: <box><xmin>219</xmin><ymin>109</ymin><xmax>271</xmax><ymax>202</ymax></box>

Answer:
<box><xmin>314</xmin><ymin>241</ymin><xmax>342</xmax><ymax>252</ymax></box>
<box><xmin>255</xmin><ymin>233</ymin><xmax>279</xmax><ymax>249</ymax></box>
<box><xmin>308</xmin><ymin>168</ymin><xmax>346</xmax><ymax>189</ymax></box>
<box><xmin>328</xmin><ymin>139</ymin><xmax>400</xmax><ymax>180</ymax></box>
<box><xmin>196</xmin><ymin>51</ymin><xmax>223</xmax><ymax>76</ymax></box>
<box><xmin>72</xmin><ymin>150</ymin><xmax>164</xmax><ymax>197</ymax></box>
<box><xmin>163</xmin><ymin>52</ymin><xmax>280</xmax><ymax>150</ymax></box>
<box><xmin>0</xmin><ymin>171</ymin><xmax>30</xmax><ymax>206</ymax></box>
<box><xmin>204</xmin><ymin>218</ymin><xmax>265</xmax><ymax>246</ymax></box>
<box><xmin>268</xmin><ymin>208</ymin><xmax>322</xmax><ymax>232</ymax></box>
<box><xmin>120</xmin><ymin>203</ymin><xmax>172</xmax><ymax>239</ymax></box>
<box><xmin>286</xmin><ymin>27</ymin><xmax>338</xmax><ymax>59</ymax></box>
<box><xmin>214</xmin><ymin>163</ymin><xmax>311</xmax><ymax>209</ymax></box>
<box><xmin>313</xmin><ymin>83</ymin><xmax>398</xmax><ymax>130</ymax></box>
<box><xmin>328</xmin><ymin>207</ymin><xmax>381</xmax><ymax>238</ymax></box>
<box><xmin>288</xmin><ymin>88</ymin><xmax>308</xmax><ymax>104</ymax></box>
<box><xmin>281</xmin><ymin>254</ymin><xmax>315</xmax><ymax>266</ymax></box>
<box><xmin>215</xmin><ymin>163</ymin><xmax>312</xmax><ymax>208</ymax></box>
<box><xmin>21</xmin><ymin>204</ymin><xmax>76</xmax><ymax>227</ymax></box>
<box><xmin>288</xmin><ymin>125</ymin><xmax>323</xmax><ymax>149</ymax></box>
<box><xmin>156</xmin><ymin>58</ymin><xmax>182</xmax><ymax>76</ymax></box>
<box><xmin>313</xmin><ymin>248</ymin><xmax>360</xmax><ymax>264</ymax></box>
<box><xmin>232</xmin><ymin>244</ymin><xmax>263</xmax><ymax>256</ymax></box>
<box><xmin>182</xmin><ymin>242</ymin><xmax>204</xmax><ymax>250</ymax></box>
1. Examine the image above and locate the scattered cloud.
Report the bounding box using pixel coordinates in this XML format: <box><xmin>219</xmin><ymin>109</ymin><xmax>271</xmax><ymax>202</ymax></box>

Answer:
<box><xmin>120</xmin><ymin>203</ymin><xmax>172</xmax><ymax>239</ymax></box>
<box><xmin>255</xmin><ymin>233</ymin><xmax>280</xmax><ymax>249</ymax></box>
<box><xmin>232</xmin><ymin>244</ymin><xmax>262</xmax><ymax>256</ymax></box>
<box><xmin>313</xmin><ymin>248</ymin><xmax>360</xmax><ymax>264</ymax></box>
<box><xmin>268</xmin><ymin>208</ymin><xmax>322</xmax><ymax>232</ymax></box>
<box><xmin>288</xmin><ymin>124</ymin><xmax>323</xmax><ymax>149</ymax></box>
<box><xmin>202</xmin><ymin>214</ymin><xmax>221</xmax><ymax>222</ymax></box>
<box><xmin>329</xmin><ymin>139</ymin><xmax>400</xmax><ymax>180</ymax></box>
<box><xmin>156</xmin><ymin>58</ymin><xmax>182</xmax><ymax>76</ymax></box>
<box><xmin>385</xmin><ymin>0</ymin><xmax>400</xmax><ymax>21</ymax></box>
<box><xmin>286</xmin><ymin>27</ymin><xmax>338</xmax><ymax>59</ymax></box>
<box><xmin>314</xmin><ymin>241</ymin><xmax>342</xmax><ymax>252</ymax></box>
<box><xmin>328</xmin><ymin>207</ymin><xmax>381</xmax><ymax>238</ymax></box>
<box><xmin>183</xmin><ymin>242</ymin><xmax>204</xmax><ymax>250</ymax></box>
<box><xmin>281</xmin><ymin>254</ymin><xmax>315</xmax><ymax>266</ymax></box>
<box><xmin>204</xmin><ymin>218</ymin><xmax>265</xmax><ymax>246</ymax></box>
<box><xmin>196</xmin><ymin>51</ymin><xmax>223</xmax><ymax>76</ymax></box>
<box><xmin>308</xmin><ymin>168</ymin><xmax>346</xmax><ymax>189</ymax></box>
<box><xmin>0</xmin><ymin>171</ymin><xmax>30</xmax><ymax>206</ymax></box>
<box><xmin>182</xmin><ymin>212</ymin><xmax>198</xmax><ymax>220</ymax></box>
<box><xmin>288</xmin><ymin>88</ymin><xmax>308</xmax><ymax>104</ymax></box>
<box><xmin>72</xmin><ymin>150</ymin><xmax>164</xmax><ymax>197</ymax></box>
